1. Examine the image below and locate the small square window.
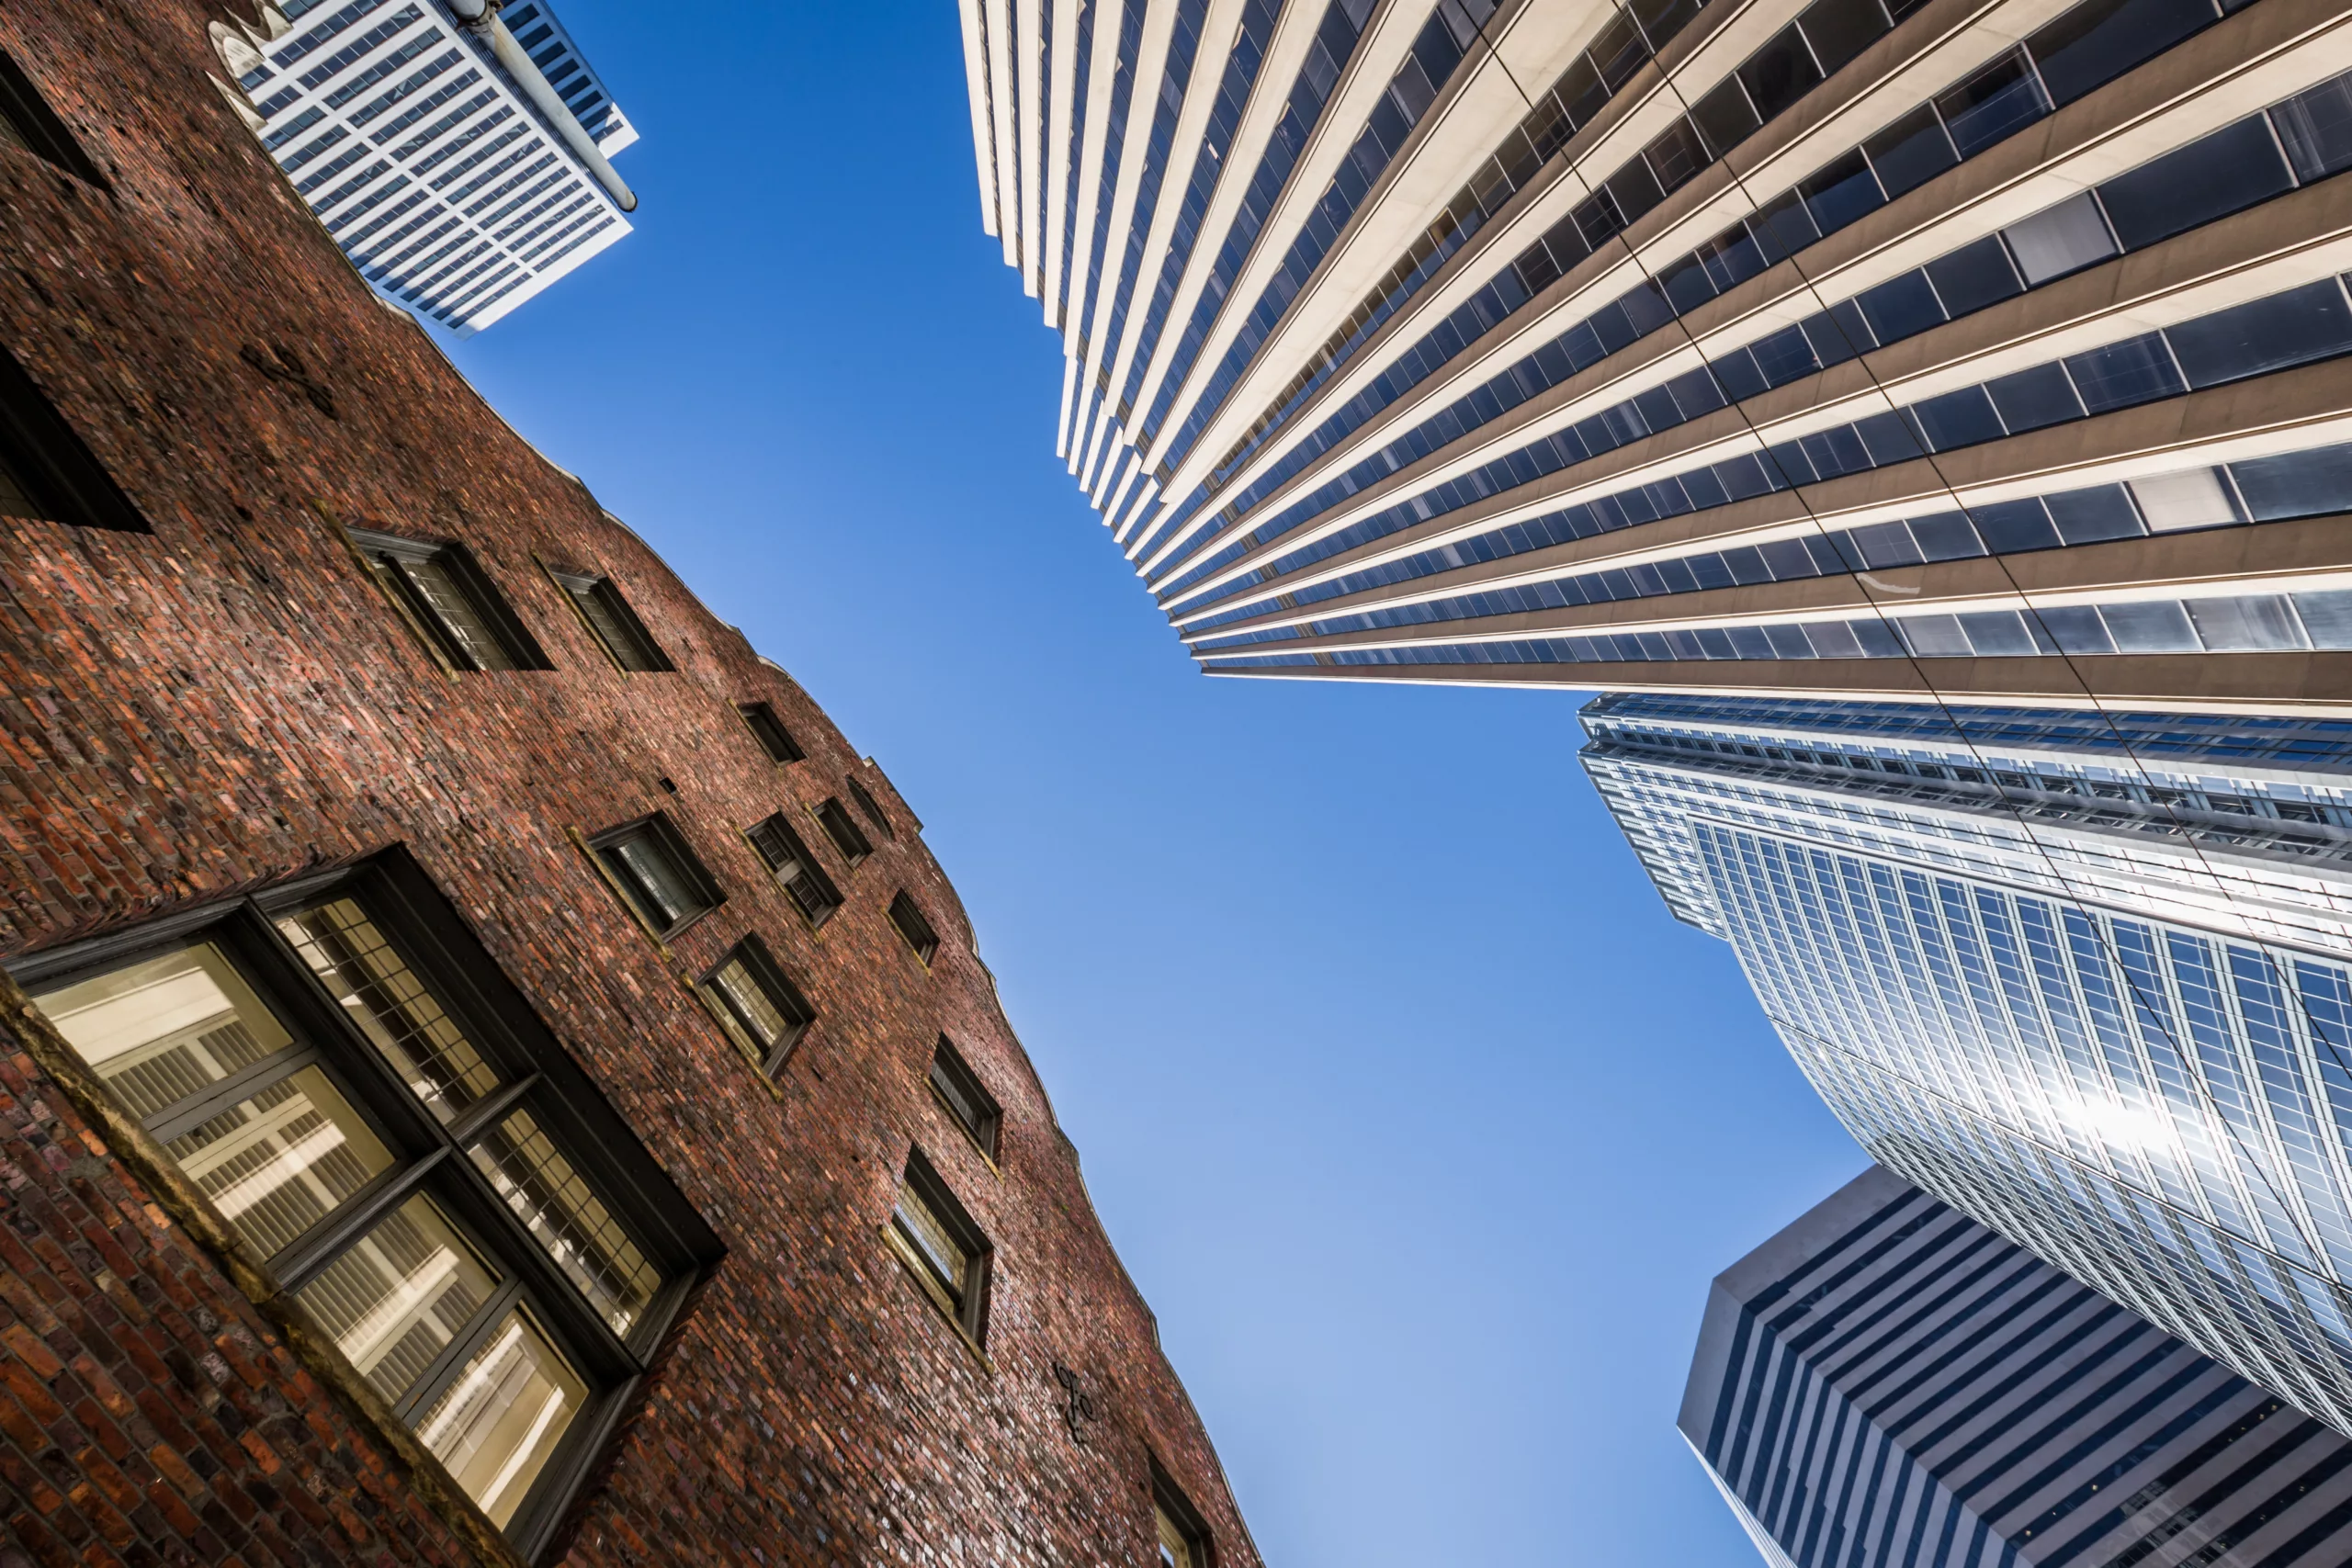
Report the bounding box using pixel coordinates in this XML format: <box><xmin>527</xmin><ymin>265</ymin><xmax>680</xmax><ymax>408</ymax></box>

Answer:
<box><xmin>1153</xmin><ymin>1468</ymin><xmax>1213</xmax><ymax>1568</ymax></box>
<box><xmin>591</xmin><ymin>815</ymin><xmax>722</xmax><ymax>939</ymax></box>
<box><xmin>888</xmin><ymin>892</ymin><xmax>940</xmax><ymax>965</ymax></box>
<box><xmin>930</xmin><ymin>1037</ymin><xmax>1001</xmax><ymax>1159</ymax></box>
<box><xmin>738</xmin><ymin>702</ymin><xmax>805</xmax><ymax>763</ymax></box>
<box><xmin>699</xmin><ymin>937</ymin><xmax>814</xmax><ymax>1077</ymax></box>
<box><xmin>847</xmin><ymin>776</ymin><xmax>897</xmax><ymax>840</ymax></box>
<box><xmin>352</xmin><ymin>529</ymin><xmax>548</xmax><ymax>671</ymax></box>
<box><xmin>889</xmin><ymin>1149</ymin><xmax>990</xmax><ymax>1340</ymax></box>
<box><xmin>815</xmin><ymin>799</ymin><xmax>873</xmax><ymax>866</ymax></box>
<box><xmin>747</xmin><ymin>814</ymin><xmax>842</xmax><ymax>925</ymax></box>
<box><xmin>550</xmin><ymin>569</ymin><xmax>671</xmax><ymax>671</ymax></box>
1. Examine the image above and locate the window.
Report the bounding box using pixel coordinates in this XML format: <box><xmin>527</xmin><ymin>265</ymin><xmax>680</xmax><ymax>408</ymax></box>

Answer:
<box><xmin>815</xmin><ymin>798</ymin><xmax>872</xmax><ymax>866</ymax></box>
<box><xmin>549</xmin><ymin>569</ymin><xmax>671</xmax><ymax>672</ymax></box>
<box><xmin>14</xmin><ymin>856</ymin><xmax>715</xmax><ymax>1554</ymax></box>
<box><xmin>698</xmin><ymin>936</ymin><xmax>814</xmax><ymax>1077</ymax></box>
<box><xmin>888</xmin><ymin>892</ymin><xmax>939</xmax><ymax>965</ymax></box>
<box><xmin>0</xmin><ymin>49</ymin><xmax>104</xmax><ymax>183</ymax></box>
<box><xmin>888</xmin><ymin>1149</ymin><xmax>990</xmax><ymax>1341</ymax></box>
<box><xmin>738</xmin><ymin>701</ymin><xmax>805</xmax><ymax>763</ymax></box>
<box><xmin>930</xmin><ymin>1037</ymin><xmax>1001</xmax><ymax>1160</ymax></box>
<box><xmin>1152</xmin><ymin>1467</ymin><xmax>1212</xmax><ymax>1568</ymax></box>
<box><xmin>0</xmin><ymin>344</ymin><xmax>144</xmax><ymax>532</ymax></box>
<box><xmin>747</xmin><ymin>814</ymin><xmax>842</xmax><ymax>926</ymax></box>
<box><xmin>590</xmin><ymin>815</ymin><xmax>723</xmax><ymax>939</ymax></box>
<box><xmin>351</xmin><ymin>529</ymin><xmax>548</xmax><ymax>671</ymax></box>
<box><xmin>847</xmin><ymin>776</ymin><xmax>897</xmax><ymax>840</ymax></box>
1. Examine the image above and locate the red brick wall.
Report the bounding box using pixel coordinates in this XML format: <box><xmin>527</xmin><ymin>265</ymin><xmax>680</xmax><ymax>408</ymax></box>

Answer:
<box><xmin>0</xmin><ymin>5</ymin><xmax>1260</xmax><ymax>1566</ymax></box>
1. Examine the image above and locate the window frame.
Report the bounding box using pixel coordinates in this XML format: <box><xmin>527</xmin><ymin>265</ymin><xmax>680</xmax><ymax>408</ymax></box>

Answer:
<box><xmin>546</xmin><ymin>566</ymin><xmax>673</xmax><ymax>673</ymax></box>
<box><xmin>586</xmin><ymin>814</ymin><xmax>725</xmax><ymax>941</ymax></box>
<box><xmin>814</xmin><ymin>797</ymin><xmax>873</xmax><ymax>867</ymax></box>
<box><xmin>736</xmin><ymin>701</ymin><xmax>806</xmax><ymax>764</ymax></box>
<box><xmin>0</xmin><ymin>343</ymin><xmax>145</xmax><ymax>533</ymax></box>
<box><xmin>350</xmin><ymin>526</ymin><xmax>550</xmax><ymax>672</ymax></box>
<box><xmin>928</xmin><ymin>1036</ymin><xmax>1001</xmax><ymax>1163</ymax></box>
<box><xmin>887</xmin><ymin>1146</ymin><xmax>992</xmax><ymax>1344</ymax></box>
<box><xmin>1151</xmin><ymin>1461</ymin><xmax>1215</xmax><ymax>1568</ymax></box>
<box><xmin>888</xmin><ymin>891</ymin><xmax>940</xmax><ymax>966</ymax></box>
<box><xmin>846</xmin><ymin>775</ymin><xmax>897</xmax><ymax>840</ymax></box>
<box><xmin>744</xmin><ymin>812</ymin><xmax>842</xmax><ymax>928</ymax></box>
<box><xmin>6</xmin><ymin>850</ymin><xmax>720</xmax><ymax>1560</ymax></box>
<box><xmin>695</xmin><ymin>934</ymin><xmax>815</xmax><ymax>1077</ymax></box>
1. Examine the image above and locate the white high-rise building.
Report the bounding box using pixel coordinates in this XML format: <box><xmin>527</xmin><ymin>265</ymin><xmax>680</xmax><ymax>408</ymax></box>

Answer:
<box><xmin>210</xmin><ymin>0</ymin><xmax>638</xmax><ymax>334</ymax></box>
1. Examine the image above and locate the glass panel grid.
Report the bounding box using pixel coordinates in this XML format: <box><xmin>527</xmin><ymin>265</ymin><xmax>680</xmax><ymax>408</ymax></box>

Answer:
<box><xmin>277</xmin><ymin>899</ymin><xmax>501</xmax><ymax>1121</ymax></box>
<box><xmin>468</xmin><ymin>1108</ymin><xmax>660</xmax><ymax>1335</ymax></box>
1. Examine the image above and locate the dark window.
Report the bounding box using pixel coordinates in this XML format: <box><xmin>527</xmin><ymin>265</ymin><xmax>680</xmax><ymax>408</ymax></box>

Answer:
<box><xmin>2274</xmin><ymin>72</ymin><xmax>2352</xmax><ymax>183</ymax></box>
<box><xmin>1801</xmin><ymin>149</ymin><xmax>1883</xmax><ymax>237</ymax></box>
<box><xmin>1797</xmin><ymin>0</ymin><xmax>1891</xmax><ymax>78</ymax></box>
<box><xmin>2098</xmin><ymin>116</ymin><xmax>2290</xmax><ymax>253</ymax></box>
<box><xmin>1934</xmin><ymin>50</ymin><xmax>2050</xmax><ymax>157</ymax></box>
<box><xmin>930</xmin><ymin>1037</ymin><xmax>1002</xmax><ymax>1159</ymax></box>
<box><xmin>0</xmin><ymin>49</ymin><xmax>105</xmax><ymax>183</ymax></box>
<box><xmin>14</xmin><ymin>854</ymin><xmax>716</xmax><ymax>1555</ymax></box>
<box><xmin>1642</xmin><ymin>118</ymin><xmax>1709</xmax><ymax>195</ymax></box>
<box><xmin>738</xmin><ymin>702</ymin><xmax>805</xmax><ymax>763</ymax></box>
<box><xmin>1738</xmin><ymin>27</ymin><xmax>1824</xmax><ymax>122</ymax></box>
<box><xmin>1863</xmin><ymin>105</ymin><xmax>1957</xmax><ymax>199</ymax></box>
<box><xmin>1153</xmin><ymin>1466</ymin><xmax>1214</xmax><ymax>1568</ymax></box>
<box><xmin>0</xmin><ymin>344</ymin><xmax>145</xmax><ymax>532</ymax></box>
<box><xmin>1984</xmin><ymin>363</ymin><xmax>2084</xmax><ymax>433</ymax></box>
<box><xmin>747</xmin><ymin>814</ymin><xmax>842</xmax><ymax>926</ymax></box>
<box><xmin>2231</xmin><ymin>443</ymin><xmax>2352</xmax><ymax>522</ymax></box>
<box><xmin>815</xmin><ymin>798</ymin><xmax>872</xmax><ymax>866</ymax></box>
<box><xmin>1969</xmin><ymin>498</ymin><xmax>2061</xmax><ymax>553</ymax></box>
<box><xmin>847</xmin><ymin>777</ymin><xmax>898</xmax><ymax>841</ymax></box>
<box><xmin>1907</xmin><ymin>385</ymin><xmax>2005</xmax><ymax>451</ymax></box>
<box><xmin>698</xmin><ymin>936</ymin><xmax>814</xmax><ymax>1077</ymax></box>
<box><xmin>1923</xmin><ymin>235</ymin><xmax>2021</xmax><ymax>318</ymax></box>
<box><xmin>1689</xmin><ymin>75</ymin><xmax>1760</xmax><ymax>157</ymax></box>
<box><xmin>351</xmin><ymin>529</ymin><xmax>548</xmax><ymax>671</ymax></box>
<box><xmin>888</xmin><ymin>1149</ymin><xmax>990</xmax><ymax>1341</ymax></box>
<box><xmin>2045</xmin><ymin>483</ymin><xmax>2144</xmax><ymax>544</ymax></box>
<box><xmin>2028</xmin><ymin>0</ymin><xmax>2218</xmax><ymax>109</ymax></box>
<box><xmin>591</xmin><ymin>815</ymin><xmax>723</xmax><ymax>939</ymax></box>
<box><xmin>888</xmin><ymin>892</ymin><xmax>940</xmax><ymax>965</ymax></box>
<box><xmin>1856</xmin><ymin>271</ymin><xmax>1945</xmax><ymax>344</ymax></box>
<box><xmin>550</xmin><ymin>570</ymin><xmax>671</xmax><ymax>672</ymax></box>
<box><xmin>2063</xmin><ymin>333</ymin><xmax>2184</xmax><ymax>412</ymax></box>
<box><xmin>2163</xmin><ymin>280</ymin><xmax>2352</xmax><ymax>391</ymax></box>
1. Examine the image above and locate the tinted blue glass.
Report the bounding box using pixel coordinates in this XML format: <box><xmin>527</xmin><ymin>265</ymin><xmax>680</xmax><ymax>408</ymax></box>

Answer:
<box><xmin>1668</xmin><ymin>367</ymin><xmax>1728</xmax><ymax>419</ymax></box>
<box><xmin>1750</xmin><ymin>325</ymin><xmax>1819</xmax><ymax>388</ymax></box>
<box><xmin>1803</xmin><ymin>149</ymin><xmax>1885</xmax><ymax>234</ymax></box>
<box><xmin>1925</xmin><ymin>235</ymin><xmax>2022</xmax><ymax>317</ymax></box>
<box><xmin>1984</xmin><ymin>363</ymin><xmax>2084</xmax><ymax>432</ymax></box>
<box><xmin>1908</xmin><ymin>512</ymin><xmax>1984</xmax><ymax>559</ymax></box>
<box><xmin>1661</xmin><ymin>254</ymin><xmax>1717</xmax><ymax>315</ymax></box>
<box><xmin>1853</xmin><ymin>410</ymin><xmax>1925</xmax><ymax>465</ymax></box>
<box><xmin>1712</xmin><ymin>347</ymin><xmax>1770</xmax><ymax>403</ymax></box>
<box><xmin>2098</xmin><ymin>117</ymin><xmax>2291</xmax><ymax>253</ymax></box>
<box><xmin>1801</xmin><ymin>310</ymin><xmax>1865</xmax><ymax>367</ymax></box>
<box><xmin>1908</xmin><ymin>386</ymin><xmax>2005</xmax><ymax>449</ymax></box>
<box><xmin>2045</xmin><ymin>484</ymin><xmax>2144</xmax><ymax>543</ymax></box>
<box><xmin>2164</xmin><ymin>280</ymin><xmax>2352</xmax><ymax>389</ymax></box>
<box><xmin>2029</xmin><ymin>0</ymin><xmax>2218</xmax><ymax>108</ymax></box>
<box><xmin>1857</xmin><ymin>271</ymin><xmax>1946</xmax><ymax>344</ymax></box>
<box><xmin>1865</xmin><ymin>103</ymin><xmax>1959</xmax><ymax>197</ymax></box>
<box><xmin>1754</xmin><ymin>189</ymin><xmax>1820</xmax><ymax>260</ymax></box>
<box><xmin>1849</xmin><ymin>521</ymin><xmax>1923</xmax><ymax>568</ymax></box>
<box><xmin>2274</xmin><ymin>73</ymin><xmax>2352</xmax><ymax>182</ymax></box>
<box><xmin>1971</xmin><ymin>498</ymin><xmax>2061</xmax><ymax>553</ymax></box>
<box><xmin>1800</xmin><ymin>424</ymin><xmax>1871</xmax><ymax>479</ymax></box>
<box><xmin>2038</xmin><ymin>605</ymin><xmax>2116</xmax><ymax>652</ymax></box>
<box><xmin>2231</xmin><ymin>442</ymin><xmax>2352</xmax><ymax>521</ymax></box>
<box><xmin>2064</xmin><ymin>333</ymin><xmax>2184</xmax><ymax>412</ymax></box>
<box><xmin>1937</xmin><ymin>51</ymin><xmax>2050</xmax><ymax>155</ymax></box>
<box><xmin>1739</xmin><ymin>26</ymin><xmax>1823</xmax><ymax>119</ymax></box>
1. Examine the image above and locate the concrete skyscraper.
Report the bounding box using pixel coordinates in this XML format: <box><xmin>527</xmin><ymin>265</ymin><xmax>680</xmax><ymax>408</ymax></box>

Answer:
<box><xmin>1588</xmin><ymin>688</ymin><xmax>2352</xmax><ymax>1432</ymax></box>
<box><xmin>962</xmin><ymin>0</ymin><xmax>2352</xmax><ymax>712</ymax></box>
<box><xmin>207</xmin><ymin>0</ymin><xmax>638</xmax><ymax>333</ymax></box>
<box><xmin>1685</xmin><ymin>1166</ymin><xmax>2352</xmax><ymax>1568</ymax></box>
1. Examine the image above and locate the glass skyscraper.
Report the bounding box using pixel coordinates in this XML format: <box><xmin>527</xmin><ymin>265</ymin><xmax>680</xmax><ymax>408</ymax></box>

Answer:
<box><xmin>961</xmin><ymin>0</ymin><xmax>2352</xmax><ymax>712</ymax></box>
<box><xmin>1684</xmin><ymin>1165</ymin><xmax>2352</xmax><ymax>1568</ymax></box>
<box><xmin>208</xmin><ymin>0</ymin><xmax>636</xmax><ymax>333</ymax></box>
<box><xmin>1589</xmin><ymin>690</ymin><xmax>2352</xmax><ymax>1432</ymax></box>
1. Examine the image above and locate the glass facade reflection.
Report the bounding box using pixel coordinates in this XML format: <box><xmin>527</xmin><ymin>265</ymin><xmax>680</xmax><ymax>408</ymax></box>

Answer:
<box><xmin>1589</xmin><ymin>693</ymin><xmax>2352</xmax><ymax>1431</ymax></box>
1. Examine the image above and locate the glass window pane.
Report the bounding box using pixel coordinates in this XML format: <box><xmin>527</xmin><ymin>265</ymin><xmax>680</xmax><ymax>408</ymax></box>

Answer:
<box><xmin>277</xmin><ymin>899</ymin><xmax>502</xmax><ymax>1122</ymax></box>
<box><xmin>396</xmin><ymin>555</ymin><xmax>515</xmax><ymax>671</ymax></box>
<box><xmin>2229</xmin><ymin>443</ymin><xmax>2352</xmax><ymax>522</ymax></box>
<box><xmin>1738</xmin><ymin>26</ymin><xmax>1823</xmax><ymax>122</ymax></box>
<box><xmin>2029</xmin><ymin>0</ymin><xmax>2218</xmax><ymax>109</ymax></box>
<box><xmin>295</xmin><ymin>1194</ymin><xmax>498</xmax><ymax>1407</ymax></box>
<box><xmin>2099</xmin><ymin>600</ymin><xmax>2199</xmax><ymax>651</ymax></box>
<box><xmin>414</xmin><ymin>1307</ymin><xmax>587</xmax><ymax>1527</ymax></box>
<box><xmin>2187</xmin><ymin>594</ymin><xmax>2307</xmax><ymax>651</ymax></box>
<box><xmin>604</xmin><ymin>836</ymin><xmax>695</xmax><ymax>929</ymax></box>
<box><xmin>2003</xmin><ymin>192</ymin><xmax>2116</xmax><ymax>286</ymax></box>
<box><xmin>1935</xmin><ymin>50</ymin><xmax>2051</xmax><ymax>156</ymax></box>
<box><xmin>2064</xmin><ymin>333</ymin><xmax>2184</xmax><ymax>412</ymax></box>
<box><xmin>1865</xmin><ymin>105</ymin><xmax>1958</xmax><ymax>199</ymax></box>
<box><xmin>1158</xmin><ymin>1505</ymin><xmax>1197</xmax><ymax>1568</ymax></box>
<box><xmin>1908</xmin><ymin>386</ymin><xmax>2004</xmax><ymax>451</ymax></box>
<box><xmin>709</xmin><ymin>956</ymin><xmax>791</xmax><ymax>1051</ymax></box>
<box><xmin>2045</xmin><ymin>484</ymin><xmax>2144</xmax><ymax>544</ymax></box>
<box><xmin>2129</xmin><ymin>468</ymin><xmax>2237</xmax><ymax>531</ymax></box>
<box><xmin>1798</xmin><ymin>0</ymin><xmax>1890</xmax><ymax>77</ymax></box>
<box><xmin>166</xmin><ymin>1066</ymin><xmax>395</xmax><ymax>1261</ymax></box>
<box><xmin>2273</xmin><ymin>72</ymin><xmax>2352</xmax><ymax>182</ymax></box>
<box><xmin>1923</xmin><ymin>234</ymin><xmax>2021</xmax><ymax>318</ymax></box>
<box><xmin>1856</xmin><ymin>271</ymin><xmax>1945</xmax><ymax>345</ymax></box>
<box><xmin>469</xmin><ymin>1109</ymin><xmax>662</xmax><ymax>1336</ymax></box>
<box><xmin>2098</xmin><ymin>117</ymin><xmax>2290</xmax><ymax>253</ymax></box>
<box><xmin>34</xmin><ymin>944</ymin><xmax>293</xmax><ymax>1121</ymax></box>
<box><xmin>2163</xmin><ymin>280</ymin><xmax>2352</xmax><ymax>390</ymax></box>
<box><xmin>895</xmin><ymin>1185</ymin><xmax>967</xmax><ymax>1296</ymax></box>
<box><xmin>1984</xmin><ymin>363</ymin><xmax>2084</xmax><ymax>434</ymax></box>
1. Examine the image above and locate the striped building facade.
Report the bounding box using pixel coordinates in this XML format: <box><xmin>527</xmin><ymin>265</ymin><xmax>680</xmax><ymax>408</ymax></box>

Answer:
<box><xmin>962</xmin><ymin>0</ymin><xmax>2352</xmax><ymax>715</ymax></box>
<box><xmin>1684</xmin><ymin>1165</ymin><xmax>2352</xmax><ymax>1568</ymax></box>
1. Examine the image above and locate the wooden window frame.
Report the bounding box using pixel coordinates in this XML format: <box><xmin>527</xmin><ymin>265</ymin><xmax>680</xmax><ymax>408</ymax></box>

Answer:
<box><xmin>350</xmin><ymin>527</ymin><xmax>550</xmax><ymax>671</ymax></box>
<box><xmin>545</xmin><ymin>567</ymin><xmax>672</xmax><ymax>673</ymax></box>
<box><xmin>586</xmin><ymin>814</ymin><xmax>725</xmax><ymax>941</ymax></box>
<box><xmin>6</xmin><ymin>849</ymin><xmax>722</xmax><ymax>1561</ymax></box>
<box><xmin>814</xmin><ymin>798</ymin><xmax>872</xmax><ymax>868</ymax></box>
<box><xmin>695</xmin><ymin>934</ymin><xmax>814</xmax><ymax>1077</ymax></box>
<box><xmin>888</xmin><ymin>891</ymin><xmax>939</xmax><ymax>965</ymax></box>
<box><xmin>886</xmin><ymin>1146</ymin><xmax>992</xmax><ymax>1344</ymax></box>
<box><xmin>744</xmin><ymin>813</ymin><xmax>842</xmax><ymax>929</ymax></box>
<box><xmin>928</xmin><ymin>1036</ymin><xmax>1001</xmax><ymax>1163</ymax></box>
<box><xmin>1151</xmin><ymin>1461</ymin><xmax>1215</xmax><ymax>1568</ymax></box>
<box><xmin>736</xmin><ymin>701</ymin><xmax>805</xmax><ymax>764</ymax></box>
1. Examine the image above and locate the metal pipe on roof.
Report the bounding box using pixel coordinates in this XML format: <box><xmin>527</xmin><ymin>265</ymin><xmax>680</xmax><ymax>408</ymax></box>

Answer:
<box><xmin>445</xmin><ymin>0</ymin><xmax>637</xmax><ymax>212</ymax></box>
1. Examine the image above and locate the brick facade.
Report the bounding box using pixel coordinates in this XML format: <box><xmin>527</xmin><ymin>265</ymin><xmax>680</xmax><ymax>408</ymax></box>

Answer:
<box><xmin>0</xmin><ymin>5</ymin><xmax>1259</xmax><ymax>1566</ymax></box>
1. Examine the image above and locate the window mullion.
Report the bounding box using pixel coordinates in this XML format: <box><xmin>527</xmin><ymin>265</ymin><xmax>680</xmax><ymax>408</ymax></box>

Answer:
<box><xmin>446</xmin><ymin>1069</ymin><xmax>543</xmax><ymax>1145</ymax></box>
<box><xmin>269</xmin><ymin>1144</ymin><xmax>452</xmax><ymax>1291</ymax></box>
<box><xmin>141</xmin><ymin>1043</ymin><xmax>320</xmax><ymax>1144</ymax></box>
<box><xmin>390</xmin><ymin>1275</ymin><xmax>526</xmax><ymax>1424</ymax></box>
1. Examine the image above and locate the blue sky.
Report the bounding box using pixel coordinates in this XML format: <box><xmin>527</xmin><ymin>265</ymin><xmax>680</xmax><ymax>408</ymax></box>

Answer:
<box><xmin>443</xmin><ymin>3</ymin><xmax>1870</xmax><ymax>1562</ymax></box>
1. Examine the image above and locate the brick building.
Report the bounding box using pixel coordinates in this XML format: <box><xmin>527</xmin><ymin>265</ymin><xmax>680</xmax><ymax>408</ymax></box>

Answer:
<box><xmin>0</xmin><ymin>5</ymin><xmax>1258</xmax><ymax>1567</ymax></box>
